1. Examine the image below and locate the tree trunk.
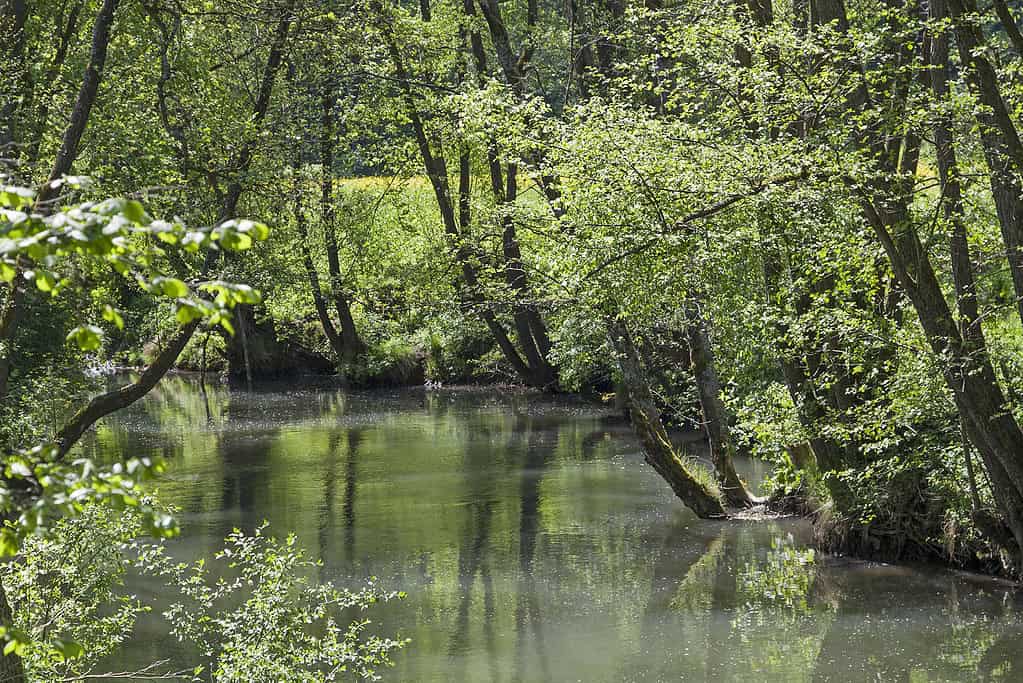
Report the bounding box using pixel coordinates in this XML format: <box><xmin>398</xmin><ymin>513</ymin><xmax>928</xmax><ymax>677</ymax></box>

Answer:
<box><xmin>760</xmin><ymin>228</ymin><xmax>856</xmax><ymax>509</ymax></box>
<box><xmin>294</xmin><ymin>168</ymin><xmax>345</xmax><ymax>364</ymax></box>
<box><xmin>488</xmin><ymin>153</ymin><xmax>557</xmax><ymax>386</ymax></box>
<box><xmin>946</xmin><ymin>0</ymin><xmax>1023</xmax><ymax>329</ymax></box>
<box><xmin>22</xmin><ymin>0</ymin><xmax>86</xmax><ymax>170</ymax></box>
<box><xmin>609</xmin><ymin>317</ymin><xmax>726</xmax><ymax>519</ymax></box>
<box><xmin>35</xmin><ymin>0</ymin><xmax>119</xmax><ymax>207</ymax></box>
<box><xmin>462</xmin><ymin>5</ymin><xmax>557</xmax><ymax>386</ymax></box>
<box><xmin>863</xmin><ymin>198</ymin><xmax>1023</xmax><ymax>565</ymax></box>
<box><xmin>320</xmin><ymin>85</ymin><xmax>363</xmax><ymax>362</ymax></box>
<box><xmin>374</xmin><ymin>4</ymin><xmax>553</xmax><ymax>387</ymax></box>
<box><xmin>54</xmin><ymin>320</ymin><xmax>200</xmax><ymax>457</ymax></box>
<box><xmin>683</xmin><ymin>296</ymin><xmax>754</xmax><ymax>507</ymax></box>
<box><xmin>0</xmin><ymin>281</ymin><xmax>23</xmax><ymax>405</ymax></box>
<box><xmin>930</xmin><ymin>0</ymin><xmax>982</xmax><ymax>348</ymax></box>
<box><xmin>992</xmin><ymin>0</ymin><xmax>1023</xmax><ymax>55</ymax></box>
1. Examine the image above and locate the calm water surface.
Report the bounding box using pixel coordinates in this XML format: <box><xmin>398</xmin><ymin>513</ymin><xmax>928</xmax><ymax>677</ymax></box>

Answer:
<box><xmin>88</xmin><ymin>376</ymin><xmax>1023</xmax><ymax>682</ymax></box>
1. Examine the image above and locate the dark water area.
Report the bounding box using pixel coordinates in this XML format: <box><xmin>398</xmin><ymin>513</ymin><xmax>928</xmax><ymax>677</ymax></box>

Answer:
<box><xmin>88</xmin><ymin>376</ymin><xmax>1023</xmax><ymax>681</ymax></box>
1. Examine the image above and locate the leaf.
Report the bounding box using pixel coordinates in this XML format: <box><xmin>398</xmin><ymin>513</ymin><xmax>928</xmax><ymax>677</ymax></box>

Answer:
<box><xmin>52</xmin><ymin>638</ymin><xmax>85</xmax><ymax>661</ymax></box>
<box><xmin>34</xmin><ymin>270</ymin><xmax>58</xmax><ymax>293</ymax></box>
<box><xmin>66</xmin><ymin>325</ymin><xmax>103</xmax><ymax>351</ymax></box>
<box><xmin>175</xmin><ymin>301</ymin><xmax>204</xmax><ymax>324</ymax></box>
<box><xmin>122</xmin><ymin>199</ymin><xmax>148</xmax><ymax>224</ymax></box>
<box><xmin>152</xmin><ymin>277</ymin><xmax>189</xmax><ymax>298</ymax></box>
<box><xmin>103</xmin><ymin>305</ymin><xmax>125</xmax><ymax>330</ymax></box>
<box><xmin>0</xmin><ymin>185</ymin><xmax>35</xmax><ymax>209</ymax></box>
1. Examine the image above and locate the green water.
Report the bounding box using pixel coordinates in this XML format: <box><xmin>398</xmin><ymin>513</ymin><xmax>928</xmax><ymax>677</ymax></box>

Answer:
<box><xmin>89</xmin><ymin>376</ymin><xmax>1023</xmax><ymax>681</ymax></box>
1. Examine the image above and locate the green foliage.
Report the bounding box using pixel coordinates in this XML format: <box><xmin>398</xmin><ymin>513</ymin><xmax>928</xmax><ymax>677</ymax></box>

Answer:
<box><xmin>1</xmin><ymin>185</ymin><xmax>269</xmax><ymax>342</ymax></box>
<box><xmin>1</xmin><ymin>504</ymin><xmax>150</xmax><ymax>681</ymax></box>
<box><xmin>137</xmin><ymin>524</ymin><xmax>409</xmax><ymax>682</ymax></box>
<box><xmin>0</xmin><ymin>448</ymin><xmax>176</xmax><ymax>558</ymax></box>
<box><xmin>3</xmin><ymin>507</ymin><xmax>409</xmax><ymax>682</ymax></box>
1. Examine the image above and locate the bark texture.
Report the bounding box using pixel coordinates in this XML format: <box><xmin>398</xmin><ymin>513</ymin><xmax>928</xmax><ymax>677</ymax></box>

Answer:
<box><xmin>54</xmin><ymin>320</ymin><xmax>200</xmax><ymax>458</ymax></box>
<box><xmin>609</xmin><ymin>318</ymin><xmax>726</xmax><ymax>519</ymax></box>
<box><xmin>35</xmin><ymin>0</ymin><xmax>119</xmax><ymax>207</ymax></box>
<box><xmin>683</xmin><ymin>296</ymin><xmax>754</xmax><ymax>507</ymax></box>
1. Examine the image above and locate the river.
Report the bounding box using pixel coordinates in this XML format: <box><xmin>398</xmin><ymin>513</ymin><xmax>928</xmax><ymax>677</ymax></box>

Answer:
<box><xmin>88</xmin><ymin>375</ymin><xmax>1022</xmax><ymax>681</ymax></box>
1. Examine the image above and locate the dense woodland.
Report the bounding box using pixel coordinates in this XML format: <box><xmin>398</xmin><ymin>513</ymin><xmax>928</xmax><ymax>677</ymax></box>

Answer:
<box><xmin>4</xmin><ymin>0</ymin><xmax>1023</xmax><ymax>678</ymax></box>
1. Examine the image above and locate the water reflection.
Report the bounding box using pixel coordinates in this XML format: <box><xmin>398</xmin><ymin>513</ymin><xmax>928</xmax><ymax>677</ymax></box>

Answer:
<box><xmin>92</xmin><ymin>377</ymin><xmax>1023</xmax><ymax>682</ymax></box>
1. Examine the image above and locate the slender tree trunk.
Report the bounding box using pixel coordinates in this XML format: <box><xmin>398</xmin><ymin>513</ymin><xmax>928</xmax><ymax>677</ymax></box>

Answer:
<box><xmin>294</xmin><ymin>165</ymin><xmax>345</xmax><ymax>363</ymax></box>
<box><xmin>992</xmin><ymin>0</ymin><xmax>1023</xmax><ymax>55</ymax></box>
<box><xmin>487</xmin><ymin>153</ymin><xmax>556</xmax><ymax>385</ymax></box>
<box><xmin>946</xmin><ymin>0</ymin><xmax>1023</xmax><ymax>328</ymax></box>
<box><xmin>927</xmin><ymin>0</ymin><xmax>1023</xmax><ymax>564</ymax></box>
<box><xmin>0</xmin><ymin>282</ymin><xmax>22</xmax><ymax>404</ymax></box>
<box><xmin>320</xmin><ymin>85</ymin><xmax>363</xmax><ymax>362</ymax></box>
<box><xmin>683</xmin><ymin>296</ymin><xmax>754</xmax><ymax>507</ymax></box>
<box><xmin>609</xmin><ymin>317</ymin><xmax>726</xmax><ymax>519</ymax></box>
<box><xmin>23</xmin><ymin>0</ymin><xmax>86</xmax><ymax>169</ymax></box>
<box><xmin>373</xmin><ymin>3</ymin><xmax>551</xmax><ymax>386</ymax></box>
<box><xmin>863</xmin><ymin>198</ymin><xmax>1023</xmax><ymax>564</ymax></box>
<box><xmin>930</xmin><ymin>0</ymin><xmax>983</xmax><ymax>350</ymax></box>
<box><xmin>736</xmin><ymin>0</ymin><xmax>858</xmax><ymax>506</ymax></box>
<box><xmin>760</xmin><ymin>226</ymin><xmax>856</xmax><ymax>509</ymax></box>
<box><xmin>461</xmin><ymin>0</ymin><xmax>556</xmax><ymax>386</ymax></box>
<box><xmin>35</xmin><ymin>0</ymin><xmax>119</xmax><ymax>207</ymax></box>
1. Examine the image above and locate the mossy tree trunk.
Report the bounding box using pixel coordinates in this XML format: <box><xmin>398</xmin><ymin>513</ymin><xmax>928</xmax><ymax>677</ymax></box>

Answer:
<box><xmin>683</xmin><ymin>296</ymin><xmax>755</xmax><ymax>508</ymax></box>
<box><xmin>609</xmin><ymin>317</ymin><xmax>726</xmax><ymax>519</ymax></box>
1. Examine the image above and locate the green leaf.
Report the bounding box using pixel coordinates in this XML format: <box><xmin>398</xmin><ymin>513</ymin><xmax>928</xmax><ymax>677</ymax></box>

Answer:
<box><xmin>33</xmin><ymin>269</ymin><xmax>58</xmax><ymax>293</ymax></box>
<box><xmin>152</xmin><ymin>277</ymin><xmax>189</xmax><ymax>298</ymax></box>
<box><xmin>52</xmin><ymin>638</ymin><xmax>85</xmax><ymax>661</ymax></box>
<box><xmin>103</xmin><ymin>305</ymin><xmax>125</xmax><ymax>330</ymax></box>
<box><xmin>66</xmin><ymin>325</ymin><xmax>103</xmax><ymax>351</ymax></box>
<box><xmin>122</xmin><ymin>199</ymin><xmax>148</xmax><ymax>224</ymax></box>
<box><xmin>175</xmin><ymin>302</ymin><xmax>204</xmax><ymax>324</ymax></box>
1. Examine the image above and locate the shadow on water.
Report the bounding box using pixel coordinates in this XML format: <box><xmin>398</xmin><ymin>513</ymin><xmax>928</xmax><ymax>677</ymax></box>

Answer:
<box><xmin>94</xmin><ymin>377</ymin><xmax>1023</xmax><ymax>682</ymax></box>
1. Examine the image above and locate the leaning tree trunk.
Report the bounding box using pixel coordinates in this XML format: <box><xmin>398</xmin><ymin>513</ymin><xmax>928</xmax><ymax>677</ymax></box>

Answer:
<box><xmin>683</xmin><ymin>295</ymin><xmax>754</xmax><ymax>508</ymax></box>
<box><xmin>864</xmin><ymin>194</ymin><xmax>1023</xmax><ymax>566</ymax></box>
<box><xmin>35</xmin><ymin>0</ymin><xmax>119</xmax><ymax>207</ymax></box>
<box><xmin>609</xmin><ymin>317</ymin><xmax>726</xmax><ymax>519</ymax></box>
<box><xmin>54</xmin><ymin>320</ymin><xmax>200</xmax><ymax>458</ymax></box>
